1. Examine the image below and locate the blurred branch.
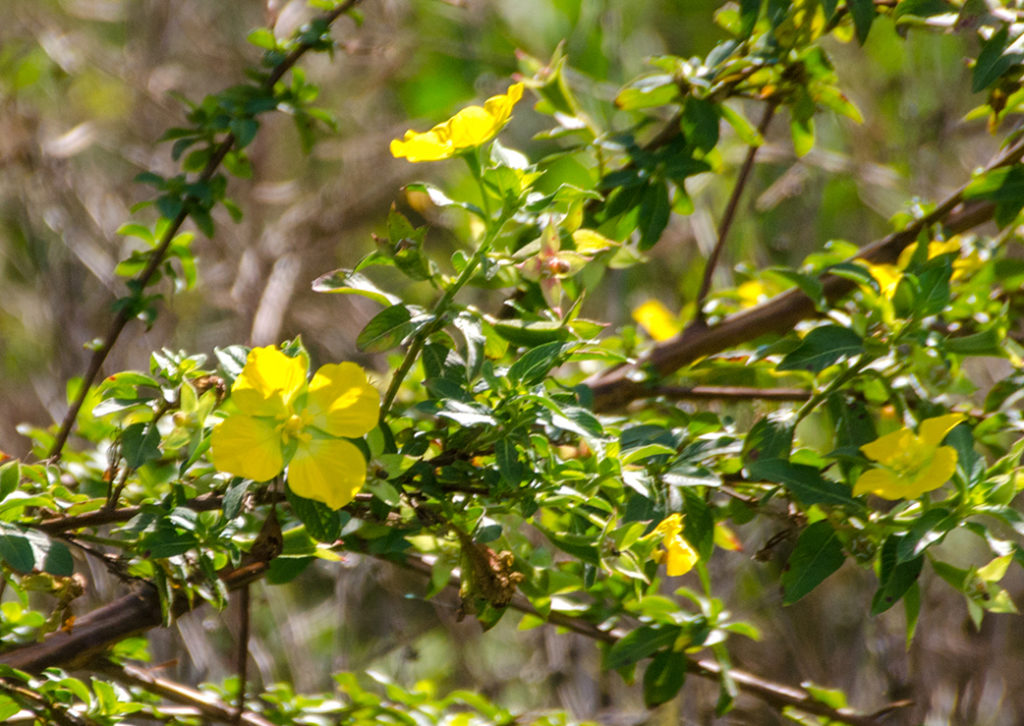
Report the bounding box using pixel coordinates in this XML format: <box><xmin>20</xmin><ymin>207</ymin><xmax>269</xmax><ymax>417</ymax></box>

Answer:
<box><xmin>47</xmin><ymin>0</ymin><xmax>365</xmax><ymax>462</ymax></box>
<box><xmin>99</xmin><ymin>661</ymin><xmax>275</xmax><ymax>726</ymax></box>
<box><xmin>585</xmin><ymin>129</ymin><xmax>1024</xmax><ymax>412</ymax></box>
<box><xmin>694</xmin><ymin>102</ymin><xmax>777</xmax><ymax>322</ymax></box>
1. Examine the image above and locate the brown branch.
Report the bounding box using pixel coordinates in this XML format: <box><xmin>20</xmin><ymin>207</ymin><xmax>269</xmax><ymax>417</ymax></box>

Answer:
<box><xmin>649</xmin><ymin>385</ymin><xmax>810</xmax><ymax>402</ymax></box>
<box><xmin>46</xmin><ymin>0</ymin><xmax>364</xmax><ymax>462</ymax></box>
<box><xmin>585</xmin><ymin>129</ymin><xmax>1024</xmax><ymax>412</ymax></box>
<box><xmin>694</xmin><ymin>102</ymin><xmax>777</xmax><ymax>321</ymax></box>
<box><xmin>0</xmin><ymin>558</ymin><xmax>267</xmax><ymax>672</ymax></box>
<box><xmin>233</xmin><ymin>586</ymin><xmax>251</xmax><ymax>725</ymax></box>
<box><xmin>385</xmin><ymin>553</ymin><xmax>896</xmax><ymax>726</ymax></box>
<box><xmin>35</xmin><ymin>490</ymin><xmax>373</xmax><ymax>535</ymax></box>
<box><xmin>0</xmin><ymin>529</ymin><xmax>899</xmax><ymax>726</ymax></box>
<box><xmin>99</xmin><ymin>661</ymin><xmax>275</xmax><ymax>726</ymax></box>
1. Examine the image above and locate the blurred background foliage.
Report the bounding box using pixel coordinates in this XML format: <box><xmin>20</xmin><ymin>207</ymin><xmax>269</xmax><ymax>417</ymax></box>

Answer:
<box><xmin>1</xmin><ymin>1</ymin><xmax>1021</xmax><ymax>724</ymax></box>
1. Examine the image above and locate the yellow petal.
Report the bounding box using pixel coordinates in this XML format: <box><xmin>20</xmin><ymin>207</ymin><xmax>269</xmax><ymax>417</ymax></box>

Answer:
<box><xmin>305</xmin><ymin>362</ymin><xmax>380</xmax><ymax>437</ymax></box>
<box><xmin>866</xmin><ymin>263</ymin><xmax>902</xmax><ymax>300</ymax></box>
<box><xmin>390</xmin><ymin>129</ymin><xmax>455</xmax><ymax>163</ymax></box>
<box><xmin>287</xmin><ymin>437</ymin><xmax>367</xmax><ymax>510</ymax></box>
<box><xmin>860</xmin><ymin>427</ymin><xmax>914</xmax><ymax>464</ymax></box>
<box><xmin>633</xmin><ymin>300</ymin><xmax>681</xmax><ymax>342</ymax></box>
<box><xmin>908</xmin><ymin>446</ymin><xmax>958</xmax><ymax>495</ymax></box>
<box><xmin>390</xmin><ymin>83</ymin><xmax>523</xmax><ymax>163</ymax></box>
<box><xmin>927</xmin><ymin>238</ymin><xmax>961</xmax><ymax>258</ymax></box>
<box><xmin>664</xmin><ymin>535</ymin><xmax>698</xmax><ymax>576</ymax></box>
<box><xmin>232</xmin><ymin>346</ymin><xmax>307</xmax><ymax>418</ymax></box>
<box><xmin>918</xmin><ymin>414</ymin><xmax>964</xmax><ymax>447</ymax></box>
<box><xmin>853</xmin><ymin>467</ymin><xmax>902</xmax><ymax>498</ymax></box>
<box><xmin>654</xmin><ymin>513</ymin><xmax>683</xmax><ymax>538</ymax></box>
<box><xmin>210</xmin><ymin>415</ymin><xmax>283</xmax><ymax>482</ymax></box>
<box><xmin>446</xmin><ymin>105</ymin><xmax>502</xmax><ymax>148</ymax></box>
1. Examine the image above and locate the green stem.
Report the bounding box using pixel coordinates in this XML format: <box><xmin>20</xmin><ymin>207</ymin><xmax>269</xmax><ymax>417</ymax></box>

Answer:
<box><xmin>379</xmin><ymin>210</ymin><xmax>511</xmax><ymax>420</ymax></box>
<box><xmin>794</xmin><ymin>357</ymin><xmax>872</xmax><ymax>425</ymax></box>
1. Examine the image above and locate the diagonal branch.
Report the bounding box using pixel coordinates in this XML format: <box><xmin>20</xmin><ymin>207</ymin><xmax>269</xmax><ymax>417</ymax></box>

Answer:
<box><xmin>47</xmin><ymin>0</ymin><xmax>365</xmax><ymax>462</ymax></box>
<box><xmin>99</xmin><ymin>661</ymin><xmax>275</xmax><ymax>726</ymax></box>
<box><xmin>383</xmin><ymin>551</ymin><xmax>897</xmax><ymax>726</ymax></box>
<box><xmin>693</xmin><ymin>102</ymin><xmax>777</xmax><ymax>322</ymax></box>
<box><xmin>585</xmin><ymin>130</ymin><xmax>1024</xmax><ymax>412</ymax></box>
<box><xmin>0</xmin><ymin>540</ymin><xmax>896</xmax><ymax>726</ymax></box>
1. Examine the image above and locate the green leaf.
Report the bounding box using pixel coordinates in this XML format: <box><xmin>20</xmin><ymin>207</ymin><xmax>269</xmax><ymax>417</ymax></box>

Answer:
<box><xmin>643</xmin><ymin>649</ymin><xmax>687</xmax><ymax>707</ymax></box>
<box><xmin>682</xmin><ymin>488</ymin><xmax>714</xmax><ymax>562</ymax></box>
<box><xmin>944</xmin><ymin>328</ymin><xmax>1005</xmax><ymax>357</ymax></box>
<box><xmin>436</xmin><ymin>400</ymin><xmax>497</xmax><ymax>427</ymax></box>
<box><xmin>490</xmin><ymin>319</ymin><xmax>570</xmax><ymax>346</ymax></box>
<box><xmin>871</xmin><ymin>536</ymin><xmax>924</xmax><ymax>615</ymax></box>
<box><xmin>682</xmin><ymin>97</ymin><xmax>720</xmax><ymax>153</ymax></box>
<box><xmin>507</xmin><ymin>342</ymin><xmax>569</xmax><ymax>386</ymax></box>
<box><xmin>0</xmin><ymin>527</ymin><xmax>35</xmax><ymax>573</ymax></box>
<box><xmin>357</xmin><ymin>305</ymin><xmax>426</xmax><ymax>353</ymax></box>
<box><xmin>893</xmin><ymin>0</ymin><xmax>954</xmax><ymax>21</ymax></box>
<box><xmin>782</xmin><ymin>521</ymin><xmax>845</xmax><ymax>604</ymax></box>
<box><xmin>604</xmin><ymin>624</ymin><xmax>682</xmax><ymax>670</ymax></box>
<box><xmin>849</xmin><ymin>0</ymin><xmax>875</xmax><ymax>44</ymax></box>
<box><xmin>748</xmin><ymin>459</ymin><xmax>861</xmax><ymax>510</ymax></box>
<box><xmin>719</xmin><ymin>104</ymin><xmax>763</xmax><ymax>146</ymax></box>
<box><xmin>904</xmin><ymin>581</ymin><xmax>921</xmax><ymax>648</ymax></box>
<box><xmin>972</xmin><ymin>26</ymin><xmax>1020</xmax><ymax>93</ymax></box>
<box><xmin>615</xmin><ymin>74</ymin><xmax>679</xmax><ymax>110</ymax></box>
<box><xmin>897</xmin><ymin>507</ymin><xmax>950</xmax><ymax>565</ymax></box>
<box><xmin>767</xmin><ymin>268</ymin><xmax>827</xmax><ymax>312</ymax></box>
<box><xmin>247</xmin><ymin>28</ymin><xmax>278</xmax><ymax>50</ymax></box>
<box><xmin>495</xmin><ymin>438</ymin><xmax>524</xmax><ymax>487</ymax></box>
<box><xmin>286</xmin><ymin>487</ymin><xmax>343</xmax><ymax>542</ymax></box>
<box><xmin>312</xmin><ymin>268</ymin><xmax>401</xmax><ymax>306</ymax></box>
<box><xmin>0</xmin><ymin>461</ymin><xmax>19</xmax><ymax>500</ymax></box>
<box><xmin>778</xmin><ymin>325</ymin><xmax>863</xmax><ymax>373</ymax></box>
<box><xmin>638</xmin><ymin>182</ymin><xmax>671</xmax><ymax>251</ymax></box>
<box><xmin>742</xmin><ymin>417</ymin><xmax>794</xmax><ymax>467</ymax></box>
<box><xmin>122</xmin><ymin>423</ymin><xmax>161</xmax><ymax>469</ymax></box>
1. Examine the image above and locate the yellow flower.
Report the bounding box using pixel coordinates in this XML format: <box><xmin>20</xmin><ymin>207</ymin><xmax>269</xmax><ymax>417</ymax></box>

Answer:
<box><xmin>853</xmin><ymin>414</ymin><xmax>964</xmax><ymax>500</ymax></box>
<box><xmin>390</xmin><ymin>83</ymin><xmax>525</xmax><ymax>162</ymax></box>
<box><xmin>652</xmin><ymin>514</ymin><xmax>699</xmax><ymax>576</ymax></box>
<box><xmin>210</xmin><ymin>346</ymin><xmax>379</xmax><ymax>510</ymax></box>
<box><xmin>865</xmin><ymin>236</ymin><xmax>980</xmax><ymax>300</ymax></box>
<box><xmin>632</xmin><ymin>300</ymin><xmax>682</xmax><ymax>341</ymax></box>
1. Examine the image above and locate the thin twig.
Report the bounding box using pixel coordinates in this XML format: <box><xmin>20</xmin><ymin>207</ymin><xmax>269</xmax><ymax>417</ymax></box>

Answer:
<box><xmin>47</xmin><ymin>0</ymin><xmax>364</xmax><ymax>462</ymax></box>
<box><xmin>234</xmin><ymin>585</ymin><xmax>251</xmax><ymax>725</ymax></box>
<box><xmin>99</xmin><ymin>661</ymin><xmax>275</xmax><ymax>726</ymax></box>
<box><xmin>694</xmin><ymin>102</ymin><xmax>777</xmax><ymax>323</ymax></box>
<box><xmin>382</xmin><ymin>551</ymin><xmax>897</xmax><ymax>726</ymax></box>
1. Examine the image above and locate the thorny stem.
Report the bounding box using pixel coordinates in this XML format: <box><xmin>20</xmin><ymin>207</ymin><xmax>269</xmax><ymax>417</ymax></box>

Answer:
<box><xmin>694</xmin><ymin>102</ymin><xmax>777</xmax><ymax>323</ymax></box>
<box><xmin>47</xmin><ymin>0</ymin><xmax>364</xmax><ymax>462</ymax></box>
<box><xmin>380</xmin><ymin>209</ymin><xmax>512</xmax><ymax>419</ymax></box>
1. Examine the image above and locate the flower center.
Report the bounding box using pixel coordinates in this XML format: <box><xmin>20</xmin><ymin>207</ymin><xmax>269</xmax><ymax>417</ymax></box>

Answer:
<box><xmin>279</xmin><ymin>411</ymin><xmax>312</xmax><ymax>443</ymax></box>
<box><xmin>886</xmin><ymin>438</ymin><xmax>929</xmax><ymax>477</ymax></box>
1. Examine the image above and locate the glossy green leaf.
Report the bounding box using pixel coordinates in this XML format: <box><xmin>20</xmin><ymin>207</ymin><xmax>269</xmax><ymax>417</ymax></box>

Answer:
<box><xmin>643</xmin><ymin>649</ymin><xmax>687</xmax><ymax>707</ymax></box>
<box><xmin>782</xmin><ymin>521</ymin><xmax>845</xmax><ymax>604</ymax></box>
<box><xmin>604</xmin><ymin>624</ymin><xmax>682</xmax><ymax>670</ymax></box>
<box><xmin>778</xmin><ymin>325</ymin><xmax>863</xmax><ymax>373</ymax></box>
